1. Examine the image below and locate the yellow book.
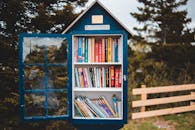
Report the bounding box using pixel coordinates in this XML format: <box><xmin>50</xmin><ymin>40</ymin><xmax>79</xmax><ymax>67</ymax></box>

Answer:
<box><xmin>107</xmin><ymin>37</ymin><xmax>112</xmax><ymax>62</ymax></box>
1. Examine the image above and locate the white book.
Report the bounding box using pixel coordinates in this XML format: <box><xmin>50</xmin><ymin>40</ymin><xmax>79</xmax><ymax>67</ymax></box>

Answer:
<box><xmin>117</xmin><ymin>100</ymin><xmax>122</xmax><ymax>118</ymax></box>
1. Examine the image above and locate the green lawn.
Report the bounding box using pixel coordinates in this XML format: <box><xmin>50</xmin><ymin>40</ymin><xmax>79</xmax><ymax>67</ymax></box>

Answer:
<box><xmin>121</xmin><ymin>113</ymin><xmax>195</xmax><ymax>130</ymax></box>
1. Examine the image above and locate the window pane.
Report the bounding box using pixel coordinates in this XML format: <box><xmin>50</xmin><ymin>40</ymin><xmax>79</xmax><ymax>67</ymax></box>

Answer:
<box><xmin>48</xmin><ymin>92</ymin><xmax>68</xmax><ymax>116</ymax></box>
<box><xmin>48</xmin><ymin>66</ymin><xmax>67</xmax><ymax>89</ymax></box>
<box><xmin>23</xmin><ymin>37</ymin><xmax>67</xmax><ymax>64</ymax></box>
<box><xmin>24</xmin><ymin>66</ymin><xmax>45</xmax><ymax>90</ymax></box>
<box><xmin>24</xmin><ymin>93</ymin><xmax>45</xmax><ymax>117</ymax></box>
<box><xmin>47</xmin><ymin>39</ymin><xmax>67</xmax><ymax>63</ymax></box>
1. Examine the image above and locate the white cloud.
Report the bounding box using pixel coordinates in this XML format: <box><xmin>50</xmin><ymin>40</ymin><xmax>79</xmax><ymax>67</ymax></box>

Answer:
<box><xmin>85</xmin><ymin>0</ymin><xmax>195</xmax><ymax>34</ymax></box>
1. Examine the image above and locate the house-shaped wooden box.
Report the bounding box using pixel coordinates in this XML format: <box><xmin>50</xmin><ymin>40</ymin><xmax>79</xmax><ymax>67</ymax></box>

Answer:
<box><xmin>19</xmin><ymin>0</ymin><xmax>131</xmax><ymax>128</ymax></box>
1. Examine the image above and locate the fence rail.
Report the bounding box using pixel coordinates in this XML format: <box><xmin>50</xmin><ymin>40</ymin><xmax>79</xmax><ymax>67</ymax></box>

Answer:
<box><xmin>132</xmin><ymin>84</ymin><xmax>195</xmax><ymax>119</ymax></box>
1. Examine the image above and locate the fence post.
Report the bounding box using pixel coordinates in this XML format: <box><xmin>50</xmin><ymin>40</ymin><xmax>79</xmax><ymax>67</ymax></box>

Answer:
<box><xmin>190</xmin><ymin>92</ymin><xmax>195</xmax><ymax>106</ymax></box>
<box><xmin>141</xmin><ymin>85</ymin><xmax>147</xmax><ymax>112</ymax></box>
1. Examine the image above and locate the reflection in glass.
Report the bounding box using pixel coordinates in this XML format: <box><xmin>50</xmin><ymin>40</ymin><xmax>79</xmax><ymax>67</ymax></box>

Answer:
<box><xmin>24</xmin><ymin>93</ymin><xmax>45</xmax><ymax>116</ymax></box>
<box><xmin>48</xmin><ymin>92</ymin><xmax>68</xmax><ymax>116</ymax></box>
<box><xmin>47</xmin><ymin>39</ymin><xmax>67</xmax><ymax>63</ymax></box>
<box><xmin>23</xmin><ymin>37</ymin><xmax>67</xmax><ymax>64</ymax></box>
<box><xmin>48</xmin><ymin>66</ymin><xmax>67</xmax><ymax>89</ymax></box>
<box><xmin>24</xmin><ymin>66</ymin><xmax>45</xmax><ymax>90</ymax></box>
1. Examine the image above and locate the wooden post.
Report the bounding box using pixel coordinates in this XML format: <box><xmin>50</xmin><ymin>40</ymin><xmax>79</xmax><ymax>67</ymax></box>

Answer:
<box><xmin>190</xmin><ymin>92</ymin><xmax>195</xmax><ymax>106</ymax></box>
<box><xmin>141</xmin><ymin>85</ymin><xmax>147</xmax><ymax>112</ymax></box>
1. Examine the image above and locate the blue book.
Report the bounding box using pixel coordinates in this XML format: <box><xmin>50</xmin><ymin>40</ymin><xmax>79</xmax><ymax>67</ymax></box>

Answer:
<box><xmin>84</xmin><ymin>38</ymin><xmax>88</xmax><ymax>62</ymax></box>
<box><xmin>114</xmin><ymin>39</ymin><xmax>118</xmax><ymax>62</ymax></box>
<box><xmin>74</xmin><ymin>68</ymin><xmax>80</xmax><ymax>87</ymax></box>
<box><xmin>78</xmin><ymin>37</ymin><xmax>83</xmax><ymax>62</ymax></box>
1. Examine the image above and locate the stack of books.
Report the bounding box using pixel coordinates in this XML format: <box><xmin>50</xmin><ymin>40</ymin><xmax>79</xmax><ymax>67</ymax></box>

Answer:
<box><xmin>74</xmin><ymin>66</ymin><xmax>122</xmax><ymax>88</ymax></box>
<box><xmin>74</xmin><ymin>95</ymin><xmax>121</xmax><ymax>118</ymax></box>
<box><xmin>74</xmin><ymin>37</ymin><xmax>120</xmax><ymax>63</ymax></box>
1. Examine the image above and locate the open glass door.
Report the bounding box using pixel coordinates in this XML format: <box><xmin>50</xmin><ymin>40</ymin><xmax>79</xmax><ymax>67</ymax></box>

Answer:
<box><xmin>19</xmin><ymin>34</ymin><xmax>71</xmax><ymax>120</ymax></box>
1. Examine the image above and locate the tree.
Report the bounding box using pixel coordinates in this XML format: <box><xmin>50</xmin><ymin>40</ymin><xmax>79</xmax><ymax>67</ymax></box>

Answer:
<box><xmin>131</xmin><ymin>0</ymin><xmax>193</xmax><ymax>44</ymax></box>
<box><xmin>0</xmin><ymin>0</ymin><xmax>87</xmax><ymax>129</ymax></box>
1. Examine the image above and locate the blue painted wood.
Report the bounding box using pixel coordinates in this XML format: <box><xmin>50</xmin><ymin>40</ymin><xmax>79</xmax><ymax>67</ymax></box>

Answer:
<box><xmin>19</xmin><ymin>0</ymin><xmax>130</xmax><ymax>126</ymax></box>
<box><xmin>19</xmin><ymin>34</ymin><xmax>25</xmax><ymax>121</ymax></box>
<box><xmin>18</xmin><ymin>33</ymin><xmax>71</xmax><ymax>121</ymax></box>
<box><xmin>75</xmin><ymin>124</ymin><xmax>124</xmax><ymax>130</ymax></box>
<box><xmin>66</xmin><ymin>2</ymin><xmax>130</xmax><ymax>36</ymax></box>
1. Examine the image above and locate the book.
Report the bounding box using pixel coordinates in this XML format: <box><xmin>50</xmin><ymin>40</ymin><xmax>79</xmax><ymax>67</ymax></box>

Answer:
<box><xmin>107</xmin><ymin>37</ymin><xmax>112</xmax><ymax>62</ymax></box>
<box><xmin>88</xmin><ymin>38</ymin><xmax>91</xmax><ymax>62</ymax></box>
<box><xmin>115</xmin><ymin>67</ymin><xmax>119</xmax><ymax>88</ymax></box>
<box><xmin>102</xmin><ymin>38</ymin><xmax>105</xmax><ymax>62</ymax></box>
<box><xmin>84</xmin><ymin>38</ymin><xmax>88</xmax><ymax>62</ymax></box>
<box><xmin>74</xmin><ymin>96</ymin><xmax>119</xmax><ymax>118</ymax></box>
<box><xmin>110</xmin><ymin>66</ymin><xmax>115</xmax><ymax>87</ymax></box>
<box><xmin>74</xmin><ymin>68</ymin><xmax>80</xmax><ymax>88</ymax></box>
<box><xmin>82</xmin><ymin>38</ymin><xmax>85</xmax><ymax>62</ymax></box>
<box><xmin>78</xmin><ymin>68</ymin><xmax>84</xmax><ymax>87</ymax></box>
<box><xmin>77</xmin><ymin>37</ymin><xmax>83</xmax><ymax>62</ymax></box>
<box><xmin>114</xmin><ymin>38</ymin><xmax>118</xmax><ymax>62</ymax></box>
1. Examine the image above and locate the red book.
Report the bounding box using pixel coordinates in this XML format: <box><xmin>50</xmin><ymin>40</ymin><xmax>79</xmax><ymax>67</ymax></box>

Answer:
<box><xmin>115</xmin><ymin>67</ymin><xmax>119</xmax><ymax>88</ymax></box>
<box><xmin>95</xmin><ymin>39</ymin><xmax>99</xmax><ymax>62</ymax></box>
<box><xmin>97</xmin><ymin>39</ymin><xmax>102</xmax><ymax>62</ymax></box>
<box><xmin>110</xmin><ymin>66</ymin><xmax>115</xmax><ymax>87</ymax></box>
<box><xmin>119</xmin><ymin>67</ymin><xmax>122</xmax><ymax>87</ymax></box>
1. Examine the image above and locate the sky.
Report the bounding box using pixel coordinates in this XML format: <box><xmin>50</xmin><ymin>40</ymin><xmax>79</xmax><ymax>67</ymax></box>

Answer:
<box><xmin>84</xmin><ymin>0</ymin><xmax>195</xmax><ymax>34</ymax></box>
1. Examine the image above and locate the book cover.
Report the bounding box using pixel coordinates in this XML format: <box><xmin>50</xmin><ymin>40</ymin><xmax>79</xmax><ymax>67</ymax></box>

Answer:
<box><xmin>98</xmin><ymin>38</ymin><xmax>102</xmax><ymax>62</ymax></box>
<box><xmin>74</xmin><ymin>68</ymin><xmax>80</xmax><ymax>88</ymax></box>
<box><xmin>84</xmin><ymin>38</ymin><xmax>88</xmax><ymax>62</ymax></box>
<box><xmin>74</xmin><ymin>37</ymin><xmax>78</xmax><ymax>62</ymax></box>
<box><xmin>115</xmin><ymin>67</ymin><xmax>119</xmax><ymax>88</ymax></box>
<box><xmin>102</xmin><ymin>38</ymin><xmax>105</xmax><ymax>62</ymax></box>
<box><xmin>114</xmin><ymin>38</ymin><xmax>118</xmax><ymax>62</ymax></box>
<box><xmin>105</xmin><ymin>38</ymin><xmax>108</xmax><ymax>62</ymax></box>
<box><xmin>95</xmin><ymin>39</ymin><xmax>99</xmax><ymax>62</ymax></box>
<box><xmin>88</xmin><ymin>38</ymin><xmax>91</xmax><ymax>62</ymax></box>
<box><xmin>82</xmin><ymin>38</ymin><xmax>85</xmax><ymax>62</ymax></box>
<box><xmin>78</xmin><ymin>68</ymin><xmax>84</xmax><ymax>88</ymax></box>
<box><xmin>107</xmin><ymin>37</ymin><xmax>112</xmax><ymax>62</ymax></box>
<box><xmin>119</xmin><ymin>67</ymin><xmax>122</xmax><ymax>87</ymax></box>
<box><xmin>82</xmin><ymin>68</ymin><xmax>88</xmax><ymax>87</ymax></box>
<box><xmin>91</xmin><ymin>38</ymin><xmax>95</xmax><ymax>62</ymax></box>
<box><xmin>77</xmin><ymin>37</ymin><xmax>83</xmax><ymax>62</ymax></box>
<box><xmin>110</xmin><ymin>66</ymin><xmax>115</xmax><ymax>87</ymax></box>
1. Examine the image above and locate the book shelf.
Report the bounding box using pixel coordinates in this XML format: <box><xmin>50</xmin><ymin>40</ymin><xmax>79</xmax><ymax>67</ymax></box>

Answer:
<box><xmin>72</xmin><ymin>34</ymin><xmax>123</xmax><ymax>120</ymax></box>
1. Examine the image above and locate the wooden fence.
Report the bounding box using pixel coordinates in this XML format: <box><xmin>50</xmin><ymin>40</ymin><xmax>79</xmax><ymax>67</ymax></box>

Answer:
<box><xmin>132</xmin><ymin>84</ymin><xmax>195</xmax><ymax>119</ymax></box>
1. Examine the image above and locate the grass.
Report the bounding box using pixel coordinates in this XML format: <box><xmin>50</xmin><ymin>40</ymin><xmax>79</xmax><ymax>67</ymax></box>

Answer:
<box><xmin>121</xmin><ymin>112</ymin><xmax>195</xmax><ymax>130</ymax></box>
<box><xmin>163</xmin><ymin>113</ymin><xmax>195</xmax><ymax>130</ymax></box>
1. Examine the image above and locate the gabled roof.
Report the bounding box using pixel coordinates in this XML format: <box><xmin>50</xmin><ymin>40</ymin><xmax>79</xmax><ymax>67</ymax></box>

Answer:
<box><xmin>62</xmin><ymin>0</ymin><xmax>132</xmax><ymax>37</ymax></box>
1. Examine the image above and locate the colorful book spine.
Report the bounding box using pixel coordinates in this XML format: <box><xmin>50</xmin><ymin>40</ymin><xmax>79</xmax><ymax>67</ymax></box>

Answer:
<box><xmin>78</xmin><ymin>68</ymin><xmax>84</xmax><ymax>88</ymax></box>
<box><xmin>115</xmin><ymin>67</ymin><xmax>119</xmax><ymax>88</ymax></box>
<box><xmin>95</xmin><ymin>40</ymin><xmax>99</xmax><ymax>62</ymax></box>
<box><xmin>105</xmin><ymin>38</ymin><xmax>108</xmax><ymax>62</ymax></box>
<box><xmin>114</xmin><ymin>38</ymin><xmax>118</xmax><ymax>62</ymax></box>
<box><xmin>91</xmin><ymin>38</ymin><xmax>95</xmax><ymax>62</ymax></box>
<box><xmin>74</xmin><ymin>37</ymin><xmax>78</xmax><ymax>62</ymax></box>
<box><xmin>102</xmin><ymin>38</ymin><xmax>105</xmax><ymax>62</ymax></box>
<box><xmin>75</xmin><ymin>68</ymin><xmax>80</xmax><ymax>88</ymax></box>
<box><xmin>88</xmin><ymin>38</ymin><xmax>91</xmax><ymax>62</ymax></box>
<box><xmin>77</xmin><ymin>37</ymin><xmax>83</xmax><ymax>62</ymax></box>
<box><xmin>82</xmin><ymin>38</ymin><xmax>85</xmax><ymax>62</ymax></box>
<box><xmin>119</xmin><ymin>67</ymin><xmax>122</xmax><ymax>87</ymax></box>
<box><xmin>110</xmin><ymin>66</ymin><xmax>115</xmax><ymax>87</ymax></box>
<box><xmin>84</xmin><ymin>38</ymin><xmax>88</xmax><ymax>62</ymax></box>
<box><xmin>107</xmin><ymin>37</ymin><xmax>112</xmax><ymax>62</ymax></box>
